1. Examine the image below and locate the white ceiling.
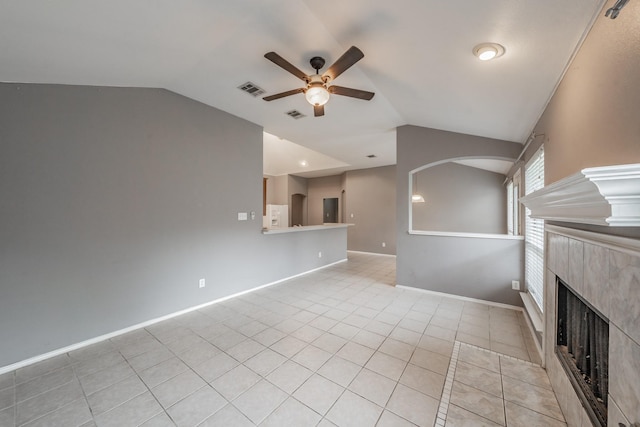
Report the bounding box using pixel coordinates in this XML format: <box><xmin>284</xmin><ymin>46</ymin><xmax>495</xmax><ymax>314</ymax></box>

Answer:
<box><xmin>263</xmin><ymin>132</ymin><xmax>351</xmax><ymax>178</ymax></box>
<box><xmin>1</xmin><ymin>0</ymin><xmax>605</xmax><ymax>175</ymax></box>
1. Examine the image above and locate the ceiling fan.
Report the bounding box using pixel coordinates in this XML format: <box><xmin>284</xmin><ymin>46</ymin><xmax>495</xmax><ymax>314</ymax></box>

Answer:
<box><xmin>263</xmin><ymin>46</ymin><xmax>375</xmax><ymax>117</ymax></box>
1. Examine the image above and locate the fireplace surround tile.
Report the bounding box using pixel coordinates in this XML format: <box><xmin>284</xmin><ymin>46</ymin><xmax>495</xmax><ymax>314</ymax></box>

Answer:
<box><xmin>545</xmin><ymin>226</ymin><xmax>640</xmax><ymax>427</ymax></box>
<box><xmin>548</xmin><ymin>233</ymin><xmax>569</xmax><ymax>281</ymax></box>
<box><xmin>608</xmin><ymin>395</ymin><xmax>631</xmax><ymax>427</ymax></box>
<box><xmin>544</xmin><ymin>268</ymin><xmax>557</xmax><ymax>356</ymax></box>
<box><xmin>609</xmin><ymin>249</ymin><xmax>640</xmax><ymax>345</ymax></box>
<box><xmin>565</xmin><ymin>378</ymin><xmax>589</xmax><ymax>427</ymax></box>
<box><xmin>567</xmin><ymin>238</ymin><xmax>583</xmax><ymax>296</ymax></box>
<box><xmin>608</xmin><ymin>325</ymin><xmax>640</xmax><ymax>423</ymax></box>
<box><xmin>583</xmin><ymin>242</ymin><xmax>610</xmax><ymax>319</ymax></box>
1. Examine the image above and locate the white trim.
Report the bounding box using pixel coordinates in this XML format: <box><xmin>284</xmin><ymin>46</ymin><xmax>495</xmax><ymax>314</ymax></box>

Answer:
<box><xmin>262</xmin><ymin>223</ymin><xmax>351</xmax><ymax>234</ymax></box>
<box><xmin>396</xmin><ymin>285</ymin><xmax>523</xmax><ymax>312</ymax></box>
<box><xmin>347</xmin><ymin>250</ymin><xmax>397</xmax><ymax>258</ymax></box>
<box><xmin>519</xmin><ymin>300</ymin><xmax>544</xmax><ymax>367</ymax></box>
<box><xmin>408</xmin><ymin>230</ymin><xmax>524</xmax><ymax>241</ymax></box>
<box><xmin>520</xmin><ymin>163</ymin><xmax>640</xmax><ymax>227</ymax></box>
<box><xmin>0</xmin><ymin>258</ymin><xmax>347</xmax><ymax>375</ymax></box>
<box><xmin>519</xmin><ymin>292</ymin><xmax>543</xmax><ymax>334</ymax></box>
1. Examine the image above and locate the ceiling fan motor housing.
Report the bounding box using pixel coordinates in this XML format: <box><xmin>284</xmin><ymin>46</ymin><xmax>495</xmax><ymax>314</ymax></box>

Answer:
<box><xmin>309</xmin><ymin>56</ymin><xmax>326</xmax><ymax>73</ymax></box>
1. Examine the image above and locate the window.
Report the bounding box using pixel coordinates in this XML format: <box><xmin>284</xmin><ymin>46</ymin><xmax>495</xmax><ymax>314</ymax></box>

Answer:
<box><xmin>525</xmin><ymin>146</ymin><xmax>545</xmax><ymax>310</ymax></box>
<box><xmin>507</xmin><ymin>180</ymin><xmax>514</xmax><ymax>235</ymax></box>
<box><xmin>506</xmin><ymin>169</ymin><xmax>521</xmax><ymax>236</ymax></box>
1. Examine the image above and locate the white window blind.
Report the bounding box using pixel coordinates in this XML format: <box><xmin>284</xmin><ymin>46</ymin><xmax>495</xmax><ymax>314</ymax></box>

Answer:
<box><xmin>525</xmin><ymin>146</ymin><xmax>545</xmax><ymax>311</ymax></box>
<box><xmin>507</xmin><ymin>181</ymin><xmax>514</xmax><ymax>235</ymax></box>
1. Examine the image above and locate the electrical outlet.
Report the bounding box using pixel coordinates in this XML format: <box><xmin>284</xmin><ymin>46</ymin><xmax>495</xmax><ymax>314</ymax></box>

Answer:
<box><xmin>318</xmin><ymin>251</ymin><xmax>322</xmax><ymax>258</ymax></box>
<box><xmin>199</xmin><ymin>278</ymin><xmax>206</xmax><ymax>288</ymax></box>
<box><xmin>511</xmin><ymin>280</ymin><xmax>520</xmax><ymax>290</ymax></box>
<box><xmin>382</xmin><ymin>242</ymin><xmax>386</xmax><ymax>247</ymax></box>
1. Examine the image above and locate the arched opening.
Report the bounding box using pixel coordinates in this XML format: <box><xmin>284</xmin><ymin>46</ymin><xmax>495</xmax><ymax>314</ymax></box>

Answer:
<box><xmin>410</xmin><ymin>157</ymin><xmax>515</xmax><ymax>236</ymax></box>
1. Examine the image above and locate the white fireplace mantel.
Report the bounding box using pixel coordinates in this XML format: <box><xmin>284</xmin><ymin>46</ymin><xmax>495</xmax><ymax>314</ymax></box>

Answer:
<box><xmin>520</xmin><ymin>163</ymin><xmax>640</xmax><ymax>227</ymax></box>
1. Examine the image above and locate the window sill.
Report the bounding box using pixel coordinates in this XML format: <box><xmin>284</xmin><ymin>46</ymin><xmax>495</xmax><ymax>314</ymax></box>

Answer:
<box><xmin>408</xmin><ymin>230</ymin><xmax>524</xmax><ymax>240</ymax></box>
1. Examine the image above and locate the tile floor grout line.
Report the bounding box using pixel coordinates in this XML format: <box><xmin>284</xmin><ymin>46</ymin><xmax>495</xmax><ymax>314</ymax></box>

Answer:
<box><xmin>435</xmin><ymin>340</ymin><xmax>460</xmax><ymax>426</ymax></box>
<box><xmin>499</xmin><ymin>351</ymin><xmax>508</xmax><ymax>427</ymax></box>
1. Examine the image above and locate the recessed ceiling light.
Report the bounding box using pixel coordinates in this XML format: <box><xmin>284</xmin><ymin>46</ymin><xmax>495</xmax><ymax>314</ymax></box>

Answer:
<box><xmin>473</xmin><ymin>43</ymin><xmax>505</xmax><ymax>61</ymax></box>
<box><xmin>299</xmin><ymin>160</ymin><xmax>308</xmax><ymax>167</ymax></box>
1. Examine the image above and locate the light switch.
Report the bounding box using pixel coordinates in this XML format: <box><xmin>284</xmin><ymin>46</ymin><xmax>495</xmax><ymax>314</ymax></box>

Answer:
<box><xmin>238</xmin><ymin>212</ymin><xmax>248</xmax><ymax>221</ymax></box>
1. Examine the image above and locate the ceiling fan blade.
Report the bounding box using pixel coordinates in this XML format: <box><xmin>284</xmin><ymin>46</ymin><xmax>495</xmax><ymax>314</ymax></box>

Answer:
<box><xmin>263</xmin><ymin>88</ymin><xmax>304</xmax><ymax>101</ymax></box>
<box><xmin>328</xmin><ymin>85</ymin><xmax>375</xmax><ymax>100</ymax></box>
<box><xmin>314</xmin><ymin>104</ymin><xmax>325</xmax><ymax>117</ymax></box>
<box><xmin>324</xmin><ymin>46</ymin><xmax>364</xmax><ymax>81</ymax></box>
<box><xmin>264</xmin><ymin>52</ymin><xmax>308</xmax><ymax>81</ymax></box>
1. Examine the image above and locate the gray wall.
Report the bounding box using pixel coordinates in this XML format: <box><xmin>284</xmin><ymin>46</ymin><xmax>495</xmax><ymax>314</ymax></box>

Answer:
<box><xmin>307</xmin><ymin>175</ymin><xmax>343</xmax><ymax>225</ymax></box>
<box><xmin>412</xmin><ymin>162</ymin><xmax>507</xmax><ymax>234</ymax></box>
<box><xmin>396</xmin><ymin>125</ymin><xmax>523</xmax><ymax>306</ymax></box>
<box><xmin>0</xmin><ymin>83</ymin><xmax>346</xmax><ymax>367</ymax></box>
<box><xmin>522</xmin><ymin>0</ymin><xmax>640</xmax><ymax>183</ymax></box>
<box><xmin>263</xmin><ymin>175</ymin><xmax>288</xmax><ymax>205</ymax></box>
<box><xmin>272</xmin><ymin>175</ymin><xmax>289</xmax><ymax>206</ymax></box>
<box><xmin>345</xmin><ymin>166</ymin><xmax>397</xmax><ymax>255</ymax></box>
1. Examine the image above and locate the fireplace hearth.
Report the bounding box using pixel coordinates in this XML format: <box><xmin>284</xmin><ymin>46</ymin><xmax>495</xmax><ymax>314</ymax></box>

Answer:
<box><xmin>556</xmin><ymin>277</ymin><xmax>609</xmax><ymax>427</ymax></box>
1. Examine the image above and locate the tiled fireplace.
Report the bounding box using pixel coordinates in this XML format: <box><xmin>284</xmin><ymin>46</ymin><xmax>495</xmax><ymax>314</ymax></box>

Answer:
<box><xmin>520</xmin><ymin>163</ymin><xmax>640</xmax><ymax>427</ymax></box>
<box><xmin>545</xmin><ymin>225</ymin><xmax>639</xmax><ymax>426</ymax></box>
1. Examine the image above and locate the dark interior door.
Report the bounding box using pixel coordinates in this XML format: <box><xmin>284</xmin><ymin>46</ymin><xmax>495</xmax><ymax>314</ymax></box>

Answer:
<box><xmin>323</xmin><ymin>198</ymin><xmax>338</xmax><ymax>223</ymax></box>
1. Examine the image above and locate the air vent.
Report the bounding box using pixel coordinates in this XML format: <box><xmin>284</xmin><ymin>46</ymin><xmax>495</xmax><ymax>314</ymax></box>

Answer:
<box><xmin>366</xmin><ymin>154</ymin><xmax>377</xmax><ymax>158</ymax></box>
<box><xmin>286</xmin><ymin>110</ymin><xmax>306</xmax><ymax>119</ymax></box>
<box><xmin>238</xmin><ymin>82</ymin><xmax>265</xmax><ymax>97</ymax></box>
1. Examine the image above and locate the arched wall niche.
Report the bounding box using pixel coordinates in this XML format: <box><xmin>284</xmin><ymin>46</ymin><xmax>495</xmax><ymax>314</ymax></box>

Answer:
<box><xmin>409</xmin><ymin>156</ymin><xmax>516</xmax><ymax>237</ymax></box>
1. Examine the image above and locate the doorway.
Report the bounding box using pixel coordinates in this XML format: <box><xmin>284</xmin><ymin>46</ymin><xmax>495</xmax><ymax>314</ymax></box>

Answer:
<box><xmin>291</xmin><ymin>193</ymin><xmax>306</xmax><ymax>226</ymax></box>
<box><xmin>323</xmin><ymin>198</ymin><xmax>339</xmax><ymax>223</ymax></box>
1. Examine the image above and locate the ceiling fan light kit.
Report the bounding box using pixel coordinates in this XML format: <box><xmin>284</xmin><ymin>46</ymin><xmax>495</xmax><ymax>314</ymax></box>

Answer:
<box><xmin>473</xmin><ymin>43</ymin><xmax>505</xmax><ymax>61</ymax></box>
<box><xmin>263</xmin><ymin>46</ymin><xmax>375</xmax><ymax>117</ymax></box>
<box><xmin>305</xmin><ymin>76</ymin><xmax>330</xmax><ymax>106</ymax></box>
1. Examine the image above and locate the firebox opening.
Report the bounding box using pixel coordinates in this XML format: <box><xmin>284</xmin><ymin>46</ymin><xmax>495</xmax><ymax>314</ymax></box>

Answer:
<box><xmin>555</xmin><ymin>277</ymin><xmax>609</xmax><ymax>427</ymax></box>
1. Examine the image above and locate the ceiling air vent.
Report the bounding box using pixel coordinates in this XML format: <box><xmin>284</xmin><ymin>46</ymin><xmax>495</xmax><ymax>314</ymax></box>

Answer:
<box><xmin>238</xmin><ymin>82</ymin><xmax>265</xmax><ymax>97</ymax></box>
<box><xmin>286</xmin><ymin>110</ymin><xmax>306</xmax><ymax>119</ymax></box>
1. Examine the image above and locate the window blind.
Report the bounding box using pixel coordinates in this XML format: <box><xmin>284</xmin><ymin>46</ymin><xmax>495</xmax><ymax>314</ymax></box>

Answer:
<box><xmin>507</xmin><ymin>181</ymin><xmax>514</xmax><ymax>235</ymax></box>
<box><xmin>525</xmin><ymin>146</ymin><xmax>545</xmax><ymax>311</ymax></box>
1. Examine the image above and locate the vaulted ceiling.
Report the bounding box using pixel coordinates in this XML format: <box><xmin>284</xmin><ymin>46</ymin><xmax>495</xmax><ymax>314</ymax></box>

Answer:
<box><xmin>1</xmin><ymin>0</ymin><xmax>605</xmax><ymax>176</ymax></box>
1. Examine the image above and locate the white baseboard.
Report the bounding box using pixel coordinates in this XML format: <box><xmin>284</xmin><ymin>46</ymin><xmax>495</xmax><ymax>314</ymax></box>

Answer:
<box><xmin>0</xmin><ymin>258</ymin><xmax>347</xmax><ymax>375</ymax></box>
<box><xmin>347</xmin><ymin>250</ymin><xmax>397</xmax><ymax>257</ymax></box>
<box><xmin>396</xmin><ymin>284</ymin><xmax>523</xmax><ymax>312</ymax></box>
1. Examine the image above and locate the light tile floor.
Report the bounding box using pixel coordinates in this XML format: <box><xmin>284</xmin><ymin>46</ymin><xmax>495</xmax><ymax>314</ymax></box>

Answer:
<box><xmin>0</xmin><ymin>252</ymin><xmax>562</xmax><ymax>427</ymax></box>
